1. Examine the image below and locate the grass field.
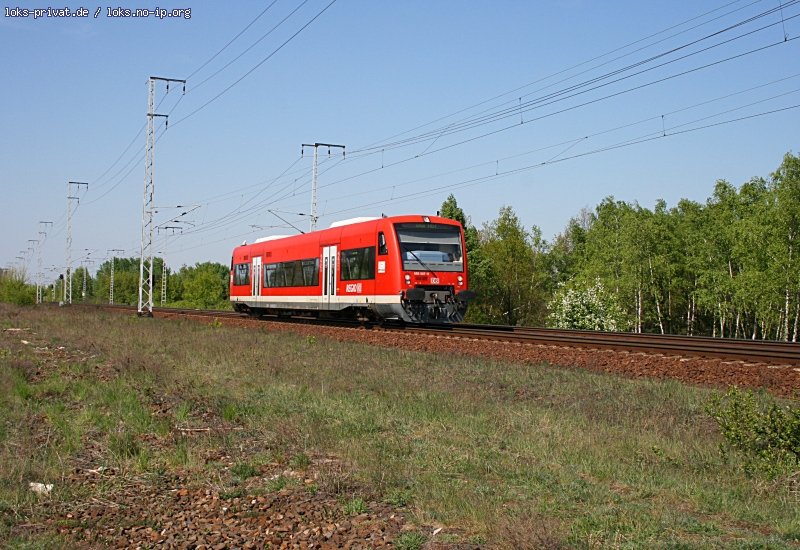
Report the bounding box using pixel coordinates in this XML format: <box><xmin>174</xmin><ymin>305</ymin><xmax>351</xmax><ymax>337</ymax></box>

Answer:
<box><xmin>0</xmin><ymin>304</ymin><xmax>798</xmax><ymax>548</ymax></box>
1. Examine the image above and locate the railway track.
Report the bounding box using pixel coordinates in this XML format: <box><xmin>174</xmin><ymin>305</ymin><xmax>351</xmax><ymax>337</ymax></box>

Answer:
<box><xmin>87</xmin><ymin>303</ymin><xmax>800</xmax><ymax>366</ymax></box>
<box><xmin>392</xmin><ymin>323</ymin><xmax>800</xmax><ymax>366</ymax></box>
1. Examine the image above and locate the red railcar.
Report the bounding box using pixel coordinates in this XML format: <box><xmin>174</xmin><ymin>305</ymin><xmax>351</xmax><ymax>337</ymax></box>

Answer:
<box><xmin>230</xmin><ymin>215</ymin><xmax>474</xmax><ymax>323</ymax></box>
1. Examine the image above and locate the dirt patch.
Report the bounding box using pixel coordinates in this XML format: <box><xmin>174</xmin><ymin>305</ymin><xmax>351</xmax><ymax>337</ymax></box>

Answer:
<box><xmin>16</xmin><ymin>459</ymin><xmax>434</xmax><ymax>549</ymax></box>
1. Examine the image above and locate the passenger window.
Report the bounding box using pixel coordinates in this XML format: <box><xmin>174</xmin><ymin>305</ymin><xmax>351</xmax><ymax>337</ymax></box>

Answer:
<box><xmin>340</xmin><ymin>247</ymin><xmax>376</xmax><ymax>281</ymax></box>
<box><xmin>378</xmin><ymin>232</ymin><xmax>388</xmax><ymax>255</ymax></box>
<box><xmin>233</xmin><ymin>263</ymin><xmax>250</xmax><ymax>286</ymax></box>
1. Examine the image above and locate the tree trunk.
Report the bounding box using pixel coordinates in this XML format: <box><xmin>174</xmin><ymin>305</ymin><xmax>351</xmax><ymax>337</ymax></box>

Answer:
<box><xmin>636</xmin><ymin>286</ymin><xmax>642</xmax><ymax>334</ymax></box>
<box><xmin>785</xmin><ymin>241</ymin><xmax>794</xmax><ymax>341</ymax></box>
<box><xmin>712</xmin><ymin>310</ymin><xmax>717</xmax><ymax>338</ymax></box>
<box><xmin>647</xmin><ymin>257</ymin><xmax>665</xmax><ymax>334</ymax></box>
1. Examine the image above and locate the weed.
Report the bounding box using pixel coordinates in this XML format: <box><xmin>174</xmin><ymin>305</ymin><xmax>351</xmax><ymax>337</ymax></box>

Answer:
<box><xmin>135</xmin><ymin>449</ymin><xmax>152</xmax><ymax>472</ymax></box>
<box><xmin>289</xmin><ymin>452</ymin><xmax>310</xmax><ymax>470</ymax></box>
<box><xmin>11</xmin><ymin>376</ymin><xmax>33</xmax><ymax>401</ymax></box>
<box><xmin>267</xmin><ymin>475</ymin><xmax>289</xmax><ymax>492</ymax></box>
<box><xmin>220</xmin><ymin>487</ymin><xmax>245</xmax><ymax>500</ymax></box>
<box><xmin>394</xmin><ymin>532</ymin><xmax>426</xmax><ymax>550</ymax></box>
<box><xmin>219</xmin><ymin>400</ymin><xmax>251</xmax><ymax>422</ymax></box>
<box><xmin>169</xmin><ymin>440</ymin><xmax>191</xmax><ymax>467</ymax></box>
<box><xmin>342</xmin><ymin>496</ymin><xmax>367</xmax><ymax>515</ymax></box>
<box><xmin>174</xmin><ymin>402</ymin><xmax>191</xmax><ymax>423</ymax></box>
<box><xmin>231</xmin><ymin>462</ymin><xmax>258</xmax><ymax>479</ymax></box>
<box><xmin>109</xmin><ymin>428</ymin><xmax>141</xmax><ymax>459</ymax></box>
<box><xmin>384</xmin><ymin>487</ymin><xmax>412</xmax><ymax>507</ymax></box>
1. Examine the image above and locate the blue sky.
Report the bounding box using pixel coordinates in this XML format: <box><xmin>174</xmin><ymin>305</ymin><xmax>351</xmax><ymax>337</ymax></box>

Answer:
<box><xmin>2</xmin><ymin>0</ymin><xmax>798</xmax><ymax>280</ymax></box>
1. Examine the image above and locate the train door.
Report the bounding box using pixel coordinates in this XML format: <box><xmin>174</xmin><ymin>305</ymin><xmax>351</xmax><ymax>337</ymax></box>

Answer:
<box><xmin>321</xmin><ymin>245</ymin><xmax>337</xmax><ymax>309</ymax></box>
<box><xmin>251</xmin><ymin>256</ymin><xmax>262</xmax><ymax>298</ymax></box>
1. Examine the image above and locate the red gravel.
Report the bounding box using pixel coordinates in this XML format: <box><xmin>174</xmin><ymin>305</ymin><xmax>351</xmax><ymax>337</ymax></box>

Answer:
<box><xmin>156</xmin><ymin>312</ymin><xmax>800</xmax><ymax>399</ymax></box>
<box><xmin>33</xmin><ymin>464</ymin><xmax>420</xmax><ymax>549</ymax></box>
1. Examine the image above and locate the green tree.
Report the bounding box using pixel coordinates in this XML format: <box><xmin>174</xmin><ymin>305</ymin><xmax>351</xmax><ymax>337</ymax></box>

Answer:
<box><xmin>768</xmin><ymin>153</ymin><xmax>800</xmax><ymax>341</ymax></box>
<box><xmin>473</xmin><ymin>206</ymin><xmax>547</xmax><ymax>326</ymax></box>
<box><xmin>174</xmin><ymin>262</ymin><xmax>229</xmax><ymax>309</ymax></box>
<box><xmin>439</xmin><ymin>194</ymin><xmax>486</xmax><ymax>322</ymax></box>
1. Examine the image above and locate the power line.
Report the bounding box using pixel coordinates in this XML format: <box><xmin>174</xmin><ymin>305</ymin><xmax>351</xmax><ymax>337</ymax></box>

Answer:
<box><xmin>351</xmin><ymin>2</ymin><xmax>800</xmax><ymax>155</ymax></box>
<box><xmin>170</xmin><ymin>0</ymin><xmax>339</xmax><ymax>129</ymax></box>
<box><xmin>355</xmin><ymin>0</ymin><xmax>767</xmax><ymax>152</ymax></box>
<box><xmin>170</xmin><ymin>78</ymin><xmax>800</xmax><ymax>245</ymax></box>
<box><xmin>185</xmin><ymin>0</ymin><xmax>281</xmax><ymax>81</ymax></box>
<box><xmin>319</xmin><ymin>104</ymin><xmax>800</xmax><ymax>220</ymax></box>
<box><xmin>190</xmin><ymin>0</ymin><xmax>307</xmax><ymax>91</ymax></box>
<box><xmin>313</xmin><ymin>33</ymin><xmax>800</xmax><ymax>194</ymax></box>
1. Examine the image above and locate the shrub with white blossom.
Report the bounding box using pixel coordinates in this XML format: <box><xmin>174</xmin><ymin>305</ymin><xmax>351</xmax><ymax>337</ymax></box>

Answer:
<box><xmin>547</xmin><ymin>279</ymin><xmax>627</xmax><ymax>331</ymax></box>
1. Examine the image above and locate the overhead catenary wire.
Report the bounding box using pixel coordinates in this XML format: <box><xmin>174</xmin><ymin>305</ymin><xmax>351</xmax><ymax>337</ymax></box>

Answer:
<box><xmin>349</xmin><ymin>2</ymin><xmax>800</xmax><ymax>155</ymax></box>
<box><xmin>157</xmin><ymin>100</ymin><xmax>800</xmax><ymax>261</ymax></box>
<box><xmin>170</xmin><ymin>78</ymin><xmax>800</xmax><ymax>242</ymax></box>
<box><xmin>67</xmin><ymin>0</ymin><xmax>330</xmax><ymax>211</ymax></box>
<box><xmin>278</xmin><ymin>87</ymin><xmax>800</xmax><ymax>219</ymax></box>
<box><xmin>354</xmin><ymin>0</ymin><xmax>767</xmax><ymax>152</ymax></box>
<box><xmin>61</xmin><ymin>0</ymin><xmax>787</xmax><ymax>212</ymax></box>
<box><xmin>296</xmin><ymin>33</ymin><xmax>800</xmax><ymax>196</ymax></box>
<box><xmin>316</xmin><ymin>104</ymin><xmax>800</xmax><ymax>220</ymax></box>
<box><xmin>15</xmin><ymin>1</ymin><xmax>799</xmax><ymax>268</ymax></box>
<box><xmin>189</xmin><ymin>0</ymin><xmax>307</xmax><ymax>91</ymax></box>
<box><xmin>169</xmin><ymin>0</ymin><xmax>339</xmax><ymax>129</ymax></box>
<box><xmin>184</xmin><ymin>0</ymin><xmax>281</xmax><ymax>81</ymax></box>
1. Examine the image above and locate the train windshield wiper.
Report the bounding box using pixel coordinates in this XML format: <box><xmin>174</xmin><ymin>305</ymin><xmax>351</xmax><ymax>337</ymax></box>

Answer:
<box><xmin>405</xmin><ymin>248</ymin><xmax>438</xmax><ymax>278</ymax></box>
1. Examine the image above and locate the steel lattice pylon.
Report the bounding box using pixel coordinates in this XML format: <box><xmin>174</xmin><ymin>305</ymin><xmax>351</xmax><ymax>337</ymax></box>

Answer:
<box><xmin>66</xmin><ymin>182</ymin><xmax>87</xmax><ymax>305</ymax></box>
<box><xmin>138</xmin><ymin>78</ymin><xmax>156</xmax><ymax>316</ymax></box>
<box><xmin>138</xmin><ymin>76</ymin><xmax>184</xmax><ymax>316</ymax></box>
<box><xmin>301</xmin><ymin>143</ymin><xmax>345</xmax><ymax>232</ymax></box>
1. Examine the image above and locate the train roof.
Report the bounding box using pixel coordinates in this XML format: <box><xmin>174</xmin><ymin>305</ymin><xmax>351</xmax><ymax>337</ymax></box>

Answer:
<box><xmin>234</xmin><ymin>214</ymin><xmax>461</xmax><ymax>251</ymax></box>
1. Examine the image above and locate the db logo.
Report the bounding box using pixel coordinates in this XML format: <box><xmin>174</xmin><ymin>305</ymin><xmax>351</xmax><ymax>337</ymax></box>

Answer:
<box><xmin>430</xmin><ymin>277</ymin><xmax>440</xmax><ymax>284</ymax></box>
<box><xmin>345</xmin><ymin>283</ymin><xmax>363</xmax><ymax>293</ymax></box>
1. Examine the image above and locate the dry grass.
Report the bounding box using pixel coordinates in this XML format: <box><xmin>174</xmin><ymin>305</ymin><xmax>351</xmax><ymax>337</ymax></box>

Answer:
<box><xmin>1</xmin><ymin>303</ymin><xmax>799</xmax><ymax>548</ymax></box>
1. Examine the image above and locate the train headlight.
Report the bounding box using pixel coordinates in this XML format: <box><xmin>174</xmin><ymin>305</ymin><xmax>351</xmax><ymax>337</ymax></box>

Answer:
<box><xmin>457</xmin><ymin>275</ymin><xmax>463</xmax><ymax>286</ymax></box>
<box><xmin>404</xmin><ymin>274</ymin><xmax>411</xmax><ymax>284</ymax></box>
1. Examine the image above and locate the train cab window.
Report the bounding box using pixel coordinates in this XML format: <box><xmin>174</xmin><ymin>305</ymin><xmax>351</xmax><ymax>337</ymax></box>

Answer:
<box><xmin>233</xmin><ymin>263</ymin><xmax>250</xmax><ymax>286</ymax></box>
<box><xmin>395</xmin><ymin>223</ymin><xmax>464</xmax><ymax>272</ymax></box>
<box><xmin>340</xmin><ymin>247</ymin><xmax>376</xmax><ymax>280</ymax></box>
<box><xmin>378</xmin><ymin>232</ymin><xmax>388</xmax><ymax>255</ymax></box>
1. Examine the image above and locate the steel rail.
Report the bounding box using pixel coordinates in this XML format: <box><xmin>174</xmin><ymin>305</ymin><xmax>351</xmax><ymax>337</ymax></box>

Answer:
<box><xmin>393</xmin><ymin>323</ymin><xmax>800</xmax><ymax>365</ymax></box>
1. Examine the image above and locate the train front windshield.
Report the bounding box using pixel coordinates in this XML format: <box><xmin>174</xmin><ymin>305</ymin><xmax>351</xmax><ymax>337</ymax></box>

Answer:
<box><xmin>395</xmin><ymin>223</ymin><xmax>464</xmax><ymax>272</ymax></box>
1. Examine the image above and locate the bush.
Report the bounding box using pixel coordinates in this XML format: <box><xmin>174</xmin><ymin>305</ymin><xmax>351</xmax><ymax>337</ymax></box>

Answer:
<box><xmin>706</xmin><ymin>387</ymin><xmax>800</xmax><ymax>478</ymax></box>
<box><xmin>547</xmin><ymin>279</ymin><xmax>627</xmax><ymax>331</ymax></box>
<box><xmin>0</xmin><ymin>271</ymin><xmax>36</xmax><ymax>306</ymax></box>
